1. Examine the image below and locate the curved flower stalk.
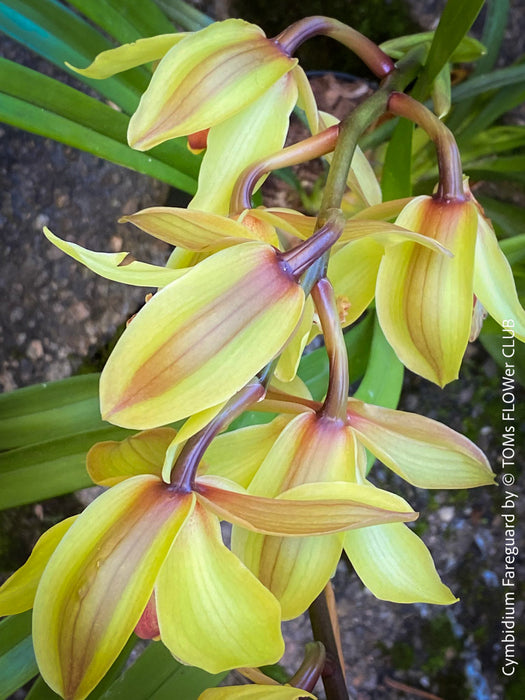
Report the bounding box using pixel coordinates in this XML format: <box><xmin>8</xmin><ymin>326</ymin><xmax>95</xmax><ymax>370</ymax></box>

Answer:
<box><xmin>0</xmin><ymin>422</ymin><xmax>416</xmax><ymax>700</ymax></box>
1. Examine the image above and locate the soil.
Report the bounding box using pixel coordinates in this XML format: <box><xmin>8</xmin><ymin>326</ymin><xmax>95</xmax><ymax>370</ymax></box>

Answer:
<box><xmin>1</xmin><ymin>2</ymin><xmax>524</xmax><ymax>699</ymax></box>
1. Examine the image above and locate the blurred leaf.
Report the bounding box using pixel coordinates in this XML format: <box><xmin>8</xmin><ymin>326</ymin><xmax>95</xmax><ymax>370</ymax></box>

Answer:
<box><xmin>472</xmin><ymin>0</ymin><xmax>510</xmax><ymax>75</ymax></box>
<box><xmin>459</xmin><ymin>126</ymin><xmax>525</xmax><ymax>161</ymax></box>
<box><xmin>98</xmin><ymin>642</ymin><xmax>226</xmax><ymax>700</ymax></box>
<box><xmin>354</xmin><ymin>314</ymin><xmax>404</xmax><ymax>474</ymax></box>
<box><xmin>452</xmin><ymin>64</ymin><xmax>525</xmax><ymax>102</ymax></box>
<box><xmin>466</xmin><ymin>156</ymin><xmax>525</xmax><ymax>183</ymax></box>
<box><xmin>0</xmin><ymin>62</ymin><xmax>199</xmax><ymax>192</ymax></box>
<box><xmin>354</xmin><ymin>314</ymin><xmax>403</xmax><ymax>408</ymax></box>
<box><xmin>480</xmin><ymin>317</ymin><xmax>525</xmax><ymax>387</ymax></box>
<box><xmin>414</xmin><ymin>0</ymin><xmax>484</xmax><ymax>99</ymax></box>
<box><xmin>478</xmin><ymin>195</ymin><xmax>525</xmax><ymax>239</ymax></box>
<box><xmin>431</xmin><ymin>63</ymin><xmax>451</xmax><ymax>118</ymax></box>
<box><xmin>103</xmin><ymin>0</ymin><xmax>176</xmax><ymax>38</ymax></box>
<box><xmin>0</xmin><ymin>374</ymin><xmax>103</xmax><ymax>451</ymax></box>
<box><xmin>380</xmin><ymin>32</ymin><xmax>485</xmax><ymax>62</ymax></box>
<box><xmin>154</xmin><ymin>0</ymin><xmax>212</xmax><ymax>32</ymax></box>
<box><xmin>0</xmin><ymin>426</ymin><xmax>132</xmax><ymax>510</ymax></box>
<box><xmin>0</xmin><ymin>0</ymin><xmax>142</xmax><ymax>113</ymax></box>
<box><xmin>500</xmin><ymin>234</ymin><xmax>525</xmax><ymax>265</ymax></box>
<box><xmin>381</xmin><ymin>118</ymin><xmax>413</xmax><ymax>200</ymax></box>
<box><xmin>0</xmin><ymin>612</ymin><xmax>38</xmax><ymax>700</ymax></box>
<box><xmin>66</xmin><ymin>1</ymin><xmax>151</xmax><ymax>45</ymax></box>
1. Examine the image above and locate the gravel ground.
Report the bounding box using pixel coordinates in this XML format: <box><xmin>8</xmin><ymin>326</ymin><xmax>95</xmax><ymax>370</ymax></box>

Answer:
<box><xmin>1</xmin><ymin>2</ymin><xmax>524</xmax><ymax>699</ymax></box>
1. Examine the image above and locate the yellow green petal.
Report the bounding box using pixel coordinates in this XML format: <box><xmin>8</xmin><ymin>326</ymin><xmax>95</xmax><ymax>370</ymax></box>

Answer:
<box><xmin>347</xmin><ymin>399</ymin><xmax>494</xmax><ymax>488</ymax></box>
<box><xmin>199</xmin><ymin>686</ymin><xmax>316</xmax><ymax>699</ymax></box>
<box><xmin>66</xmin><ymin>34</ymin><xmax>186</xmax><ymax>79</ymax></box>
<box><xmin>120</xmin><ymin>207</ymin><xmax>262</xmax><ymax>251</ymax></box>
<box><xmin>189</xmin><ymin>73</ymin><xmax>298</xmax><ymax>215</ymax></box>
<box><xmin>128</xmin><ymin>19</ymin><xmax>296</xmax><ymax>149</ymax></box>
<box><xmin>86</xmin><ymin>428</ymin><xmax>176</xmax><ymax>486</ymax></box>
<box><xmin>44</xmin><ymin>227</ymin><xmax>185</xmax><ymax>287</ymax></box>
<box><xmin>275</xmin><ymin>296</ymin><xmax>315</xmax><ymax>382</ymax></box>
<box><xmin>375</xmin><ymin>196</ymin><xmax>478</xmax><ymax>386</ymax></box>
<box><xmin>33</xmin><ymin>476</ymin><xmax>194</xmax><ymax>700</ymax></box>
<box><xmin>156</xmin><ymin>502</ymin><xmax>284</xmax><ymax>673</ymax></box>
<box><xmin>473</xmin><ymin>214</ymin><xmax>525</xmax><ymax>341</ymax></box>
<box><xmin>202</xmin><ymin>415</ymin><xmax>292</xmax><ymax>487</ymax></box>
<box><xmin>100</xmin><ymin>242</ymin><xmax>304</xmax><ymax>429</ymax></box>
<box><xmin>294</xmin><ymin>66</ymin><xmax>319</xmax><ymax>135</ymax></box>
<box><xmin>0</xmin><ymin>517</ymin><xmax>76</xmax><ymax>615</ymax></box>
<box><xmin>196</xmin><ymin>478</ymin><xmax>417</xmax><ymax>536</ymax></box>
<box><xmin>233</xmin><ymin>414</ymin><xmax>356</xmax><ymax>618</ymax></box>
<box><xmin>344</xmin><ymin>522</ymin><xmax>457</xmax><ymax>604</ymax></box>
<box><xmin>328</xmin><ymin>237</ymin><xmax>384</xmax><ymax>327</ymax></box>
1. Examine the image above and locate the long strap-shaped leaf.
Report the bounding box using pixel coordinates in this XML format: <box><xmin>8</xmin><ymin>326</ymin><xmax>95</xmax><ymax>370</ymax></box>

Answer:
<box><xmin>0</xmin><ymin>59</ymin><xmax>199</xmax><ymax>191</ymax></box>
<box><xmin>0</xmin><ymin>0</ymin><xmax>143</xmax><ymax>113</ymax></box>
<box><xmin>67</xmin><ymin>0</ymin><xmax>176</xmax><ymax>45</ymax></box>
<box><xmin>0</xmin><ymin>612</ymin><xmax>38</xmax><ymax>700</ymax></box>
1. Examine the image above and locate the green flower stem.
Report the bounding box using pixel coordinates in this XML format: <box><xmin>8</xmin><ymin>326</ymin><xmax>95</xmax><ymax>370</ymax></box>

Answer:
<box><xmin>169</xmin><ymin>382</ymin><xmax>264</xmax><ymax>490</ymax></box>
<box><xmin>230</xmin><ymin>125</ymin><xmax>340</xmax><ymax>213</ymax></box>
<box><xmin>387</xmin><ymin>91</ymin><xmax>465</xmax><ymax>201</ymax></box>
<box><xmin>289</xmin><ymin>642</ymin><xmax>327</xmax><ymax>692</ymax></box>
<box><xmin>311</xmin><ymin>278</ymin><xmax>349</xmax><ymax>422</ymax></box>
<box><xmin>308</xmin><ymin>585</ymin><xmax>349</xmax><ymax>700</ymax></box>
<box><xmin>276</xmin><ymin>16</ymin><xmax>395</xmax><ymax>79</ymax></box>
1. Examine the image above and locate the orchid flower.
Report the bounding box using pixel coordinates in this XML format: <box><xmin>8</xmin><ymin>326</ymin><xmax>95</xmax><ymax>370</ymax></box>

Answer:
<box><xmin>0</xmin><ymin>426</ymin><xmax>416</xmax><ymax>700</ymax></box>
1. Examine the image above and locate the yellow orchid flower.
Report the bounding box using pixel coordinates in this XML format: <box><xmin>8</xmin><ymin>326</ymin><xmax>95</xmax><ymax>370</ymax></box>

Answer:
<box><xmin>0</xmin><ymin>428</ymin><xmax>416</xmax><ymax>700</ymax></box>
<box><xmin>228</xmin><ymin>383</ymin><xmax>493</xmax><ymax>616</ymax></box>
<box><xmin>376</xmin><ymin>192</ymin><xmax>525</xmax><ymax>386</ymax></box>
<box><xmin>127</xmin><ymin>19</ymin><xmax>297</xmax><ymax>150</ymax></box>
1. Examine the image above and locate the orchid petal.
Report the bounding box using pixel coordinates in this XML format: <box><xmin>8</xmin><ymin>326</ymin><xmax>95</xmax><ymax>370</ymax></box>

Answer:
<box><xmin>202</xmin><ymin>415</ymin><xmax>292</xmax><ymax>487</ymax></box>
<box><xmin>347</xmin><ymin>399</ymin><xmax>494</xmax><ymax>488</ymax></box>
<box><xmin>275</xmin><ymin>296</ymin><xmax>315</xmax><ymax>382</ymax></box>
<box><xmin>0</xmin><ymin>517</ymin><xmax>76</xmax><ymax>615</ymax></box>
<box><xmin>473</xmin><ymin>214</ymin><xmax>525</xmax><ymax>341</ymax></box>
<box><xmin>33</xmin><ymin>476</ymin><xmax>194</xmax><ymax>700</ymax></box>
<box><xmin>128</xmin><ymin>19</ymin><xmax>296</xmax><ymax>149</ymax></box>
<box><xmin>199</xmin><ymin>686</ymin><xmax>316</xmax><ymax>699</ymax></box>
<box><xmin>232</xmin><ymin>414</ymin><xmax>356</xmax><ymax>618</ymax></box>
<box><xmin>66</xmin><ymin>34</ymin><xmax>186</xmax><ymax>79</ymax></box>
<box><xmin>338</xmin><ymin>221</ymin><xmax>452</xmax><ymax>253</ymax></box>
<box><xmin>294</xmin><ymin>65</ymin><xmax>319</xmax><ymax>135</ymax></box>
<box><xmin>196</xmin><ymin>479</ymin><xmax>417</xmax><ymax>536</ymax></box>
<box><xmin>327</xmin><ymin>238</ymin><xmax>384</xmax><ymax>327</ymax></box>
<box><xmin>246</xmin><ymin>208</ymin><xmax>312</xmax><ymax>240</ymax></box>
<box><xmin>86</xmin><ymin>428</ymin><xmax>176</xmax><ymax>486</ymax></box>
<box><xmin>120</xmin><ymin>207</ymin><xmax>262</xmax><ymax>251</ymax></box>
<box><xmin>344</xmin><ymin>522</ymin><xmax>457</xmax><ymax>604</ymax></box>
<box><xmin>156</xmin><ymin>502</ymin><xmax>284</xmax><ymax>673</ymax></box>
<box><xmin>100</xmin><ymin>242</ymin><xmax>304</xmax><ymax>429</ymax></box>
<box><xmin>376</xmin><ymin>196</ymin><xmax>478</xmax><ymax>386</ymax></box>
<box><xmin>44</xmin><ymin>228</ymin><xmax>185</xmax><ymax>287</ymax></box>
<box><xmin>190</xmin><ymin>73</ymin><xmax>298</xmax><ymax>215</ymax></box>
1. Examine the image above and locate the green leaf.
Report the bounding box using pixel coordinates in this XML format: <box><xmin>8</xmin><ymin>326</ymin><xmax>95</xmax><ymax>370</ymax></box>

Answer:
<box><xmin>355</xmin><ymin>313</ymin><xmax>403</xmax><ymax>409</ymax></box>
<box><xmin>0</xmin><ymin>426</ymin><xmax>132</xmax><ymax>510</ymax></box>
<box><xmin>0</xmin><ymin>92</ymin><xmax>198</xmax><ymax>193</ymax></box>
<box><xmin>472</xmin><ymin>0</ymin><xmax>510</xmax><ymax>75</ymax></box>
<box><xmin>459</xmin><ymin>126</ymin><xmax>525</xmax><ymax>161</ymax></box>
<box><xmin>380</xmin><ymin>32</ymin><xmax>485</xmax><ymax>63</ymax></box>
<box><xmin>478</xmin><ymin>195</ymin><xmax>525</xmax><ymax>239</ymax></box>
<box><xmin>500</xmin><ymin>234</ymin><xmax>525</xmax><ymax>265</ymax></box>
<box><xmin>414</xmin><ymin>0</ymin><xmax>485</xmax><ymax>99</ymax></box>
<box><xmin>458</xmin><ymin>80</ymin><xmax>525</xmax><ymax>137</ymax></box>
<box><xmin>381</xmin><ymin>118</ymin><xmax>414</xmax><ymax>200</ymax></box>
<box><xmin>466</xmin><ymin>156</ymin><xmax>525</xmax><ymax>184</ymax></box>
<box><xmin>0</xmin><ymin>374</ymin><xmax>103</xmax><ymax>451</ymax></box>
<box><xmin>0</xmin><ymin>0</ymin><xmax>142</xmax><ymax>113</ymax></box>
<box><xmin>154</xmin><ymin>0</ymin><xmax>212</xmax><ymax>32</ymax></box>
<box><xmin>451</xmin><ymin>64</ymin><xmax>525</xmax><ymax>102</ymax></box>
<box><xmin>0</xmin><ymin>58</ymin><xmax>200</xmax><ymax>185</ymax></box>
<box><xmin>354</xmin><ymin>314</ymin><xmax>404</xmax><ymax>474</ymax></box>
<box><xmin>0</xmin><ymin>612</ymin><xmax>38</xmax><ymax>700</ymax></box>
<box><xmin>98</xmin><ymin>642</ymin><xmax>226</xmax><ymax>700</ymax></box>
